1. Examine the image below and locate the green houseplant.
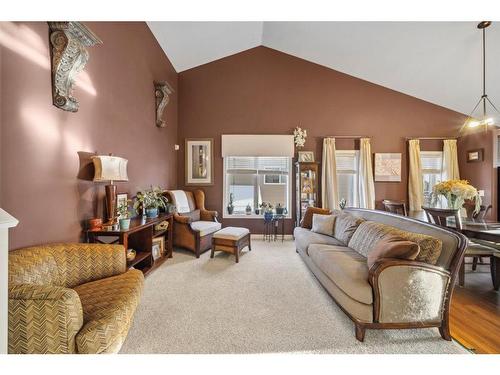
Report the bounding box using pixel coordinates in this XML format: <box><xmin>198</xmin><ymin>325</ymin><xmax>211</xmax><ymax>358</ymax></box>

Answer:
<box><xmin>133</xmin><ymin>186</ymin><xmax>169</xmax><ymax>218</ymax></box>
<box><xmin>117</xmin><ymin>199</ymin><xmax>132</xmax><ymax>230</ymax></box>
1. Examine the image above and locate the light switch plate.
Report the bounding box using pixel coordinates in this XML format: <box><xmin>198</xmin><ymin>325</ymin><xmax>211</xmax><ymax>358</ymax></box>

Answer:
<box><xmin>174</xmin><ymin>144</ymin><xmax>180</xmax><ymax>151</ymax></box>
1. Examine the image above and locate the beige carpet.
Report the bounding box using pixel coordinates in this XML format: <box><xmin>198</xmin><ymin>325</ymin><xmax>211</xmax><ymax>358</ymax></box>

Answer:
<box><xmin>120</xmin><ymin>239</ymin><xmax>468</xmax><ymax>354</ymax></box>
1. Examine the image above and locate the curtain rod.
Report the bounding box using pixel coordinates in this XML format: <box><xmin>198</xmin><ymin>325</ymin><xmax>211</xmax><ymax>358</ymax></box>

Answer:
<box><xmin>405</xmin><ymin>136</ymin><xmax>458</xmax><ymax>140</ymax></box>
<box><xmin>324</xmin><ymin>135</ymin><xmax>371</xmax><ymax>139</ymax></box>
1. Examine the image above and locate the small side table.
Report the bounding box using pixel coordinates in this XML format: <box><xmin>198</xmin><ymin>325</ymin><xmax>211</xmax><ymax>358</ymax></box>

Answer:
<box><xmin>263</xmin><ymin>214</ymin><xmax>285</xmax><ymax>242</ymax></box>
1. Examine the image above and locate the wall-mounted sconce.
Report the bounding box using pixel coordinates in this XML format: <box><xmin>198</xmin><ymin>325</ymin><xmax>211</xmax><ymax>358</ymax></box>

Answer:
<box><xmin>48</xmin><ymin>22</ymin><xmax>102</xmax><ymax>112</ymax></box>
<box><xmin>154</xmin><ymin>81</ymin><xmax>174</xmax><ymax>128</ymax></box>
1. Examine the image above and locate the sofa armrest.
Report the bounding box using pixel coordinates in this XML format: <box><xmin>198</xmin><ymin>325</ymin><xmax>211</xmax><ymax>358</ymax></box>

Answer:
<box><xmin>8</xmin><ymin>284</ymin><xmax>84</xmax><ymax>353</ymax></box>
<box><xmin>200</xmin><ymin>209</ymin><xmax>218</xmax><ymax>222</ymax></box>
<box><xmin>174</xmin><ymin>213</ymin><xmax>192</xmax><ymax>224</ymax></box>
<box><xmin>369</xmin><ymin>259</ymin><xmax>451</xmax><ymax>324</ymax></box>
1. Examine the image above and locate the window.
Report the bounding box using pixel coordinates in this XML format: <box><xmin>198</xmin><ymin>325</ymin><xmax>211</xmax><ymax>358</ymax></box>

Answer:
<box><xmin>336</xmin><ymin>150</ymin><xmax>359</xmax><ymax>207</ymax></box>
<box><xmin>224</xmin><ymin>156</ymin><xmax>292</xmax><ymax>217</ymax></box>
<box><xmin>421</xmin><ymin>151</ymin><xmax>443</xmax><ymax>206</ymax></box>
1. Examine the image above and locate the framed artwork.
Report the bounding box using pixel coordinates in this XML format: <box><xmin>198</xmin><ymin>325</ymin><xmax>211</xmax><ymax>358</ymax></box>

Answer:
<box><xmin>116</xmin><ymin>193</ymin><xmax>128</xmax><ymax>218</ymax></box>
<box><xmin>185</xmin><ymin>138</ymin><xmax>214</xmax><ymax>185</ymax></box>
<box><xmin>152</xmin><ymin>236</ymin><xmax>165</xmax><ymax>260</ymax></box>
<box><xmin>298</xmin><ymin>151</ymin><xmax>315</xmax><ymax>162</ymax></box>
<box><xmin>467</xmin><ymin>148</ymin><xmax>484</xmax><ymax>163</ymax></box>
<box><xmin>374</xmin><ymin>153</ymin><xmax>402</xmax><ymax>182</ymax></box>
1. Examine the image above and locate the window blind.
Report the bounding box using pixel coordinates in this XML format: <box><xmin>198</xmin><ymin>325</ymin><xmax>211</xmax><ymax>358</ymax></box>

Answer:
<box><xmin>336</xmin><ymin>150</ymin><xmax>358</xmax><ymax>173</ymax></box>
<box><xmin>226</xmin><ymin>156</ymin><xmax>290</xmax><ymax>175</ymax></box>
<box><xmin>421</xmin><ymin>151</ymin><xmax>443</xmax><ymax>173</ymax></box>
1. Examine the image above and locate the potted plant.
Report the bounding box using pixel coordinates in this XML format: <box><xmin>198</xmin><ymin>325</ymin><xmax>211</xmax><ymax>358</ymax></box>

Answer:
<box><xmin>246</xmin><ymin>204</ymin><xmax>252</xmax><ymax>215</ymax></box>
<box><xmin>227</xmin><ymin>193</ymin><xmax>234</xmax><ymax>215</ymax></box>
<box><xmin>275</xmin><ymin>203</ymin><xmax>285</xmax><ymax>215</ymax></box>
<box><xmin>117</xmin><ymin>199</ymin><xmax>132</xmax><ymax>230</ymax></box>
<box><xmin>133</xmin><ymin>186</ymin><xmax>169</xmax><ymax>218</ymax></box>
<box><xmin>260</xmin><ymin>202</ymin><xmax>274</xmax><ymax>221</ymax></box>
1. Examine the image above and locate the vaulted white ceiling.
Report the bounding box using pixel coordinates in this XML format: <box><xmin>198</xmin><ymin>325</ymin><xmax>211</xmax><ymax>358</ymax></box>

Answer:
<box><xmin>148</xmin><ymin>21</ymin><xmax>500</xmax><ymax>115</ymax></box>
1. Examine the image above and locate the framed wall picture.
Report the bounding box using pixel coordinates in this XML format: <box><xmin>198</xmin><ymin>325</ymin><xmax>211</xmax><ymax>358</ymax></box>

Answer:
<box><xmin>298</xmin><ymin>151</ymin><xmax>315</xmax><ymax>162</ymax></box>
<box><xmin>467</xmin><ymin>148</ymin><xmax>484</xmax><ymax>163</ymax></box>
<box><xmin>374</xmin><ymin>153</ymin><xmax>402</xmax><ymax>182</ymax></box>
<box><xmin>185</xmin><ymin>138</ymin><xmax>214</xmax><ymax>185</ymax></box>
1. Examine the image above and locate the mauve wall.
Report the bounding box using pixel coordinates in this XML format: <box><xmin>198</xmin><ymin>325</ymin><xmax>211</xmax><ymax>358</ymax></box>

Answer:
<box><xmin>0</xmin><ymin>22</ymin><xmax>178</xmax><ymax>249</ymax></box>
<box><xmin>458</xmin><ymin>130</ymin><xmax>497</xmax><ymax>220</ymax></box>
<box><xmin>178</xmin><ymin>46</ymin><xmax>467</xmax><ymax>234</ymax></box>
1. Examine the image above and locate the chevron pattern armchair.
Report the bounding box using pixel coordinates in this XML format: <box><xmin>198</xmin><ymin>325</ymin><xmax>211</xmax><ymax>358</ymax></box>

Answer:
<box><xmin>8</xmin><ymin>243</ymin><xmax>144</xmax><ymax>354</ymax></box>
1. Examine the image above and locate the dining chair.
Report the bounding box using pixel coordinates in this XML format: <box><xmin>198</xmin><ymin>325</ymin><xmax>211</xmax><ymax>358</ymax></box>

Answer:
<box><xmin>474</xmin><ymin>204</ymin><xmax>492</xmax><ymax>220</ymax></box>
<box><xmin>422</xmin><ymin>206</ymin><xmax>499</xmax><ymax>289</ymax></box>
<box><xmin>382</xmin><ymin>199</ymin><xmax>408</xmax><ymax>216</ymax></box>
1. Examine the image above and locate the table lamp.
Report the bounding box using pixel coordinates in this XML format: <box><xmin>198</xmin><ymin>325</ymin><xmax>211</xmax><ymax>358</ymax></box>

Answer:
<box><xmin>91</xmin><ymin>155</ymin><xmax>129</xmax><ymax>224</ymax></box>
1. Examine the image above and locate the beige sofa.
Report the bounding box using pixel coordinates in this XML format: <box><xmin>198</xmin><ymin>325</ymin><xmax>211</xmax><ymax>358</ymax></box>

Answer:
<box><xmin>294</xmin><ymin>208</ymin><xmax>467</xmax><ymax>342</ymax></box>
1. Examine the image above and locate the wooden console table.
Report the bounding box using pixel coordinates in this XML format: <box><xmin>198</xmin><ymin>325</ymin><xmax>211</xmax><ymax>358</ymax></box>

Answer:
<box><xmin>86</xmin><ymin>213</ymin><xmax>173</xmax><ymax>276</ymax></box>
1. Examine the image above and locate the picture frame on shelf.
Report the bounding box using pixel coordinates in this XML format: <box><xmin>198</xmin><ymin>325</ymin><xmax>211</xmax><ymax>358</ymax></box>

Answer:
<box><xmin>152</xmin><ymin>236</ymin><xmax>165</xmax><ymax>260</ymax></box>
<box><xmin>374</xmin><ymin>153</ymin><xmax>402</xmax><ymax>182</ymax></box>
<box><xmin>116</xmin><ymin>193</ymin><xmax>128</xmax><ymax>218</ymax></box>
<box><xmin>298</xmin><ymin>151</ymin><xmax>315</xmax><ymax>162</ymax></box>
<box><xmin>467</xmin><ymin>148</ymin><xmax>484</xmax><ymax>163</ymax></box>
<box><xmin>185</xmin><ymin>138</ymin><xmax>214</xmax><ymax>185</ymax></box>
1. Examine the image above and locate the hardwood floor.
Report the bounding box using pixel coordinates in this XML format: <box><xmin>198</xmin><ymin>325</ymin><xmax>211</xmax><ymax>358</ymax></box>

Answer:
<box><xmin>450</xmin><ymin>261</ymin><xmax>500</xmax><ymax>354</ymax></box>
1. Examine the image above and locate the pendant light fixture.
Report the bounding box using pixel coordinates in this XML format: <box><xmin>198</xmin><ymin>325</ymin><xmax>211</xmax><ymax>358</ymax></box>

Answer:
<box><xmin>461</xmin><ymin>21</ymin><xmax>500</xmax><ymax>132</ymax></box>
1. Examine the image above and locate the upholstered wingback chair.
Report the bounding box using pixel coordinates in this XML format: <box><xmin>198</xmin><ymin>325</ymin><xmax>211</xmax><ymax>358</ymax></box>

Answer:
<box><xmin>8</xmin><ymin>243</ymin><xmax>144</xmax><ymax>354</ymax></box>
<box><xmin>166</xmin><ymin>189</ymin><xmax>221</xmax><ymax>258</ymax></box>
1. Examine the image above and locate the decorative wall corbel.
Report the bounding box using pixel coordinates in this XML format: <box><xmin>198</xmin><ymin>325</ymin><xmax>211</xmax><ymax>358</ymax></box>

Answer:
<box><xmin>48</xmin><ymin>22</ymin><xmax>102</xmax><ymax>112</ymax></box>
<box><xmin>154</xmin><ymin>81</ymin><xmax>174</xmax><ymax>128</ymax></box>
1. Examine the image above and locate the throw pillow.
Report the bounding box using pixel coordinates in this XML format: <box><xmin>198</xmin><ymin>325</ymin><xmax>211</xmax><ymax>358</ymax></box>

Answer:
<box><xmin>181</xmin><ymin>209</ymin><xmax>200</xmax><ymax>222</ymax></box>
<box><xmin>311</xmin><ymin>214</ymin><xmax>336</xmax><ymax>236</ymax></box>
<box><xmin>333</xmin><ymin>213</ymin><xmax>365</xmax><ymax>245</ymax></box>
<box><xmin>367</xmin><ymin>236</ymin><xmax>420</xmax><ymax>269</ymax></box>
<box><xmin>301</xmin><ymin>207</ymin><xmax>331</xmax><ymax>229</ymax></box>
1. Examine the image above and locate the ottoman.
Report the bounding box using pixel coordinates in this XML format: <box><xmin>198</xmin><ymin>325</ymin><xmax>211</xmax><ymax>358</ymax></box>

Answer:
<box><xmin>211</xmin><ymin>227</ymin><xmax>251</xmax><ymax>263</ymax></box>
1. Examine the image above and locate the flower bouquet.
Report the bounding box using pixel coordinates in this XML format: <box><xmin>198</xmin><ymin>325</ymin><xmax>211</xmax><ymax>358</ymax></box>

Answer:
<box><xmin>293</xmin><ymin>126</ymin><xmax>307</xmax><ymax>148</ymax></box>
<box><xmin>432</xmin><ymin>179</ymin><xmax>481</xmax><ymax>214</ymax></box>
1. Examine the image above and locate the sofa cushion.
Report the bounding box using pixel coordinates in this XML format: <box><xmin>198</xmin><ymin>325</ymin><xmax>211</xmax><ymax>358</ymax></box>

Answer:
<box><xmin>311</xmin><ymin>214</ymin><xmax>336</xmax><ymax>236</ymax></box>
<box><xmin>333</xmin><ymin>213</ymin><xmax>365</xmax><ymax>245</ymax></box>
<box><xmin>349</xmin><ymin>221</ymin><xmax>442</xmax><ymax>265</ymax></box>
<box><xmin>190</xmin><ymin>221</ymin><xmax>222</xmax><ymax>236</ymax></box>
<box><xmin>293</xmin><ymin>227</ymin><xmax>345</xmax><ymax>254</ymax></box>
<box><xmin>308</xmin><ymin>244</ymin><xmax>372</xmax><ymax>305</ymax></box>
<box><xmin>74</xmin><ymin>269</ymin><xmax>144</xmax><ymax>354</ymax></box>
<box><xmin>301</xmin><ymin>207</ymin><xmax>331</xmax><ymax>229</ymax></box>
<box><xmin>367</xmin><ymin>236</ymin><xmax>420</xmax><ymax>269</ymax></box>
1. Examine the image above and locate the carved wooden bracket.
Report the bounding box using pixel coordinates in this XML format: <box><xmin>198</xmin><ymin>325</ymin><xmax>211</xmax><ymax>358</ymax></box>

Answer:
<box><xmin>48</xmin><ymin>22</ymin><xmax>102</xmax><ymax>112</ymax></box>
<box><xmin>154</xmin><ymin>81</ymin><xmax>174</xmax><ymax>128</ymax></box>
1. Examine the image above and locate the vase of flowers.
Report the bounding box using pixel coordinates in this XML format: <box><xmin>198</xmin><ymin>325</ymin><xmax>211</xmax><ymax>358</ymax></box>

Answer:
<box><xmin>133</xmin><ymin>186</ymin><xmax>169</xmax><ymax>218</ymax></box>
<box><xmin>432</xmin><ymin>180</ymin><xmax>481</xmax><ymax>214</ymax></box>
<box><xmin>260</xmin><ymin>202</ymin><xmax>274</xmax><ymax>221</ymax></box>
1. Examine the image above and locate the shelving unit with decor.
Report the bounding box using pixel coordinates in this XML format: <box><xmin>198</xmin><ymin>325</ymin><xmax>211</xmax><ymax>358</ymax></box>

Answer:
<box><xmin>86</xmin><ymin>213</ymin><xmax>173</xmax><ymax>276</ymax></box>
<box><xmin>295</xmin><ymin>161</ymin><xmax>320</xmax><ymax>227</ymax></box>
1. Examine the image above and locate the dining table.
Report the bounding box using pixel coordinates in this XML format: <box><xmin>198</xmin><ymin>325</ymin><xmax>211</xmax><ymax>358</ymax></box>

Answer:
<box><xmin>409</xmin><ymin>209</ymin><xmax>500</xmax><ymax>290</ymax></box>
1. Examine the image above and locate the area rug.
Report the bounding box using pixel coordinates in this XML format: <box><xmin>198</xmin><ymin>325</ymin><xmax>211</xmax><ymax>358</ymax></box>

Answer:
<box><xmin>120</xmin><ymin>239</ymin><xmax>468</xmax><ymax>354</ymax></box>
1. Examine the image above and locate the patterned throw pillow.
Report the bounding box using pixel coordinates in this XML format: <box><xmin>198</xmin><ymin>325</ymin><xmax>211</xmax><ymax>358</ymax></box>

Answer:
<box><xmin>349</xmin><ymin>221</ymin><xmax>443</xmax><ymax>264</ymax></box>
<box><xmin>333</xmin><ymin>213</ymin><xmax>365</xmax><ymax>245</ymax></box>
<box><xmin>311</xmin><ymin>214</ymin><xmax>336</xmax><ymax>236</ymax></box>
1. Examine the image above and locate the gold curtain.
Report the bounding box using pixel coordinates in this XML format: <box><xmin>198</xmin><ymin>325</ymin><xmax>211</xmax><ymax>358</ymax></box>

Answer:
<box><xmin>321</xmin><ymin>138</ymin><xmax>339</xmax><ymax>210</ymax></box>
<box><xmin>358</xmin><ymin>138</ymin><xmax>376</xmax><ymax>209</ymax></box>
<box><xmin>408</xmin><ymin>139</ymin><xmax>424</xmax><ymax>211</ymax></box>
<box><xmin>443</xmin><ymin>139</ymin><xmax>460</xmax><ymax>180</ymax></box>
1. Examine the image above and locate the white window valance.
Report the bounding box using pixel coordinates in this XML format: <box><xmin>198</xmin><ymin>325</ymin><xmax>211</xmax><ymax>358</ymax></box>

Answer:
<box><xmin>221</xmin><ymin>135</ymin><xmax>294</xmax><ymax>157</ymax></box>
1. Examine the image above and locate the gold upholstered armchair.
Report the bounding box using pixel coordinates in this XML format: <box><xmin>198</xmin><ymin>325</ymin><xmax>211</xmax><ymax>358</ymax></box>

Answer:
<box><xmin>166</xmin><ymin>189</ymin><xmax>221</xmax><ymax>258</ymax></box>
<box><xmin>8</xmin><ymin>243</ymin><xmax>144</xmax><ymax>354</ymax></box>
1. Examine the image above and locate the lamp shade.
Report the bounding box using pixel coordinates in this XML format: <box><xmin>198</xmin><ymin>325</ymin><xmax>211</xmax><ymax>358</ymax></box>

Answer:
<box><xmin>91</xmin><ymin>155</ymin><xmax>129</xmax><ymax>182</ymax></box>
